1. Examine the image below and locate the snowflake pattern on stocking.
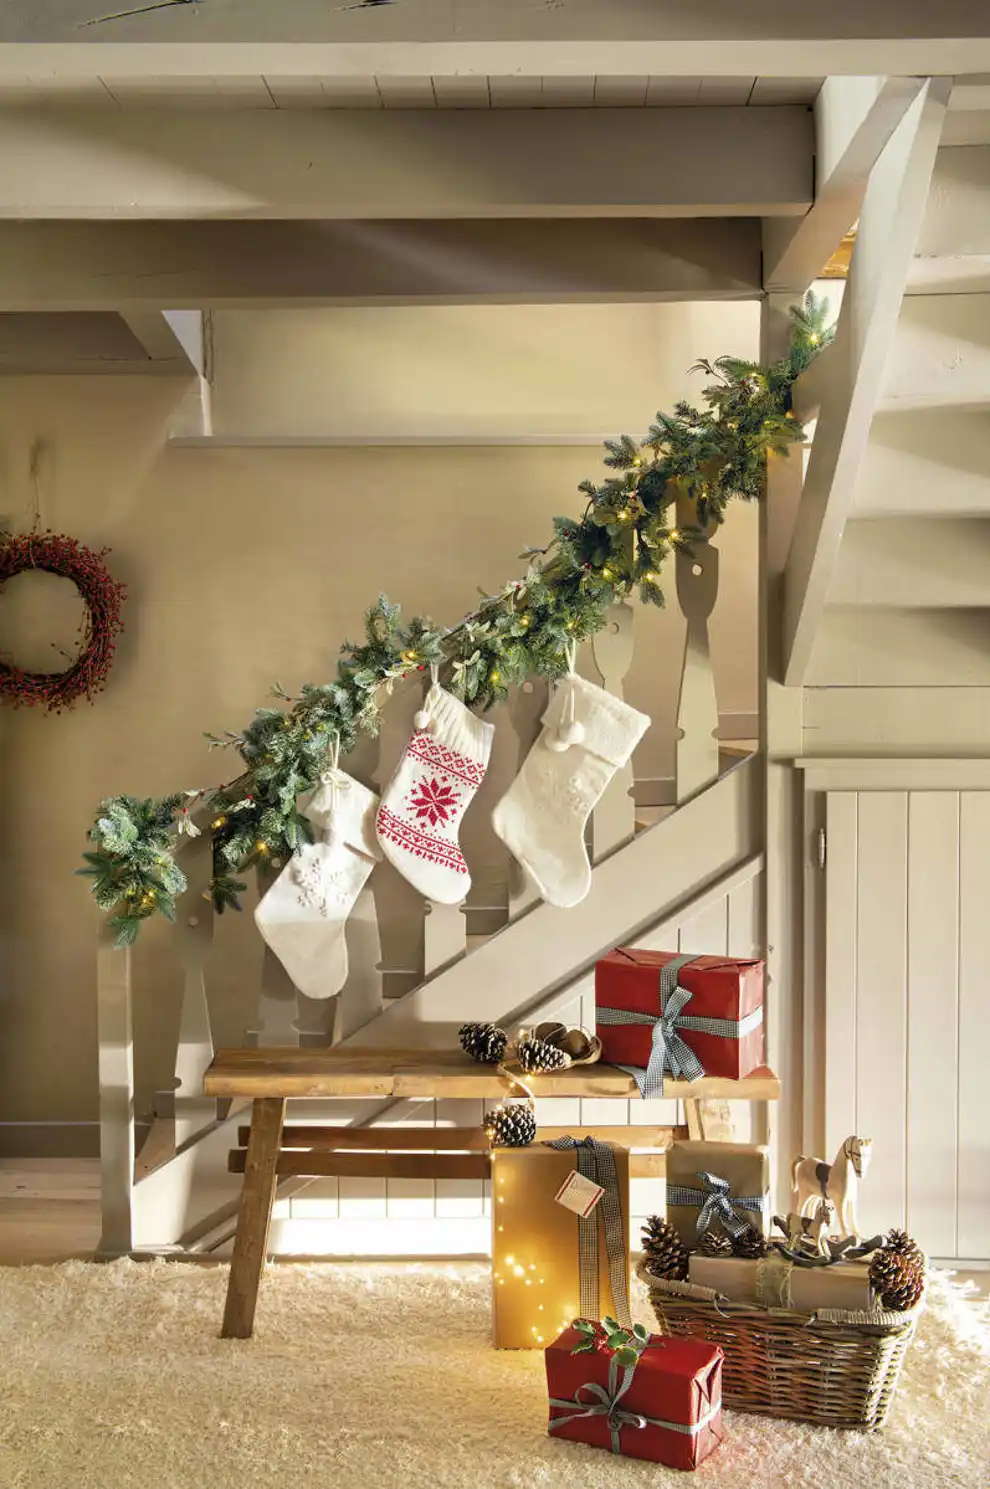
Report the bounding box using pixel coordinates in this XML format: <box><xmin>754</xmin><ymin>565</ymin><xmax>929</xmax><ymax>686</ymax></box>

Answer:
<box><xmin>407</xmin><ymin>776</ymin><xmax>460</xmax><ymax>827</ymax></box>
<box><xmin>292</xmin><ymin>848</ymin><xmax>350</xmax><ymax>918</ymax></box>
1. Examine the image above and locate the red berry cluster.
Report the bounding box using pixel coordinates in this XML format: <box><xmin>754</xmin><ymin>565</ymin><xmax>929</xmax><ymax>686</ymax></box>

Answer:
<box><xmin>0</xmin><ymin>529</ymin><xmax>127</xmax><ymax>713</ymax></box>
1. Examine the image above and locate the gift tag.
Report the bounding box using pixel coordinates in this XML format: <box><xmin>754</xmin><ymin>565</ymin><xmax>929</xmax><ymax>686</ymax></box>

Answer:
<box><xmin>555</xmin><ymin>1169</ymin><xmax>605</xmax><ymax>1218</ymax></box>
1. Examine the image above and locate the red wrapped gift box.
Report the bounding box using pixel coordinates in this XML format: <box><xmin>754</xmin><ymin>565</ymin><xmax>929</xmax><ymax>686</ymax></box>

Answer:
<box><xmin>546</xmin><ymin>1325</ymin><xmax>724</xmax><ymax>1470</ymax></box>
<box><xmin>595</xmin><ymin>948</ymin><xmax>764</xmax><ymax>1085</ymax></box>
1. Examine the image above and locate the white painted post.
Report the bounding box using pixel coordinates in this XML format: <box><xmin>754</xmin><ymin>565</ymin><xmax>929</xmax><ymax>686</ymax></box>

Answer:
<box><xmin>507</xmin><ymin>678</ymin><xmax>548</xmax><ymax>916</ymax></box>
<box><xmin>97</xmin><ymin>923</ymin><xmax>135</xmax><ymax>1256</ymax></box>
<box><xmin>590</xmin><ymin>602</ymin><xmax>637</xmax><ymax>861</ymax></box>
<box><xmin>674</xmin><ymin>491</ymin><xmax>721</xmax><ymax>804</ymax></box>
<box><xmin>172</xmin><ymin>834</ymin><xmax>218</xmax><ymax>1148</ymax></box>
<box><xmin>370</xmin><ymin>676</ymin><xmax>428</xmax><ymax>1007</ymax></box>
<box><xmin>247</xmin><ymin>862</ymin><xmax>302</xmax><ymax>1048</ymax></box>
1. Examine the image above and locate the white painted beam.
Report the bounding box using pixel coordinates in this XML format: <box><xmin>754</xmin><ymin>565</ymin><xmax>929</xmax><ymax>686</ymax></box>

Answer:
<box><xmin>3</xmin><ymin>5</ymin><xmax>990</xmax><ymax>73</ymax></box>
<box><xmin>0</xmin><ymin>107</ymin><xmax>812</xmax><ymax>220</ymax></box>
<box><xmin>0</xmin><ymin>219</ymin><xmax>763</xmax><ymax>311</ymax></box>
<box><xmin>781</xmin><ymin>79</ymin><xmax>951</xmax><ymax>686</ymax></box>
<box><xmin>763</xmin><ymin>76</ymin><xmax>923</xmax><ymax>292</ymax></box>
<box><xmin>118</xmin><ymin>310</ymin><xmax>203</xmax><ymax>372</ymax></box>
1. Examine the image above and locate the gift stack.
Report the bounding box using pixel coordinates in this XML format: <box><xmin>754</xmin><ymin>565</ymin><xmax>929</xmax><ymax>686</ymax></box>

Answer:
<box><xmin>477</xmin><ymin>947</ymin><xmax>926</xmax><ymax>1457</ymax></box>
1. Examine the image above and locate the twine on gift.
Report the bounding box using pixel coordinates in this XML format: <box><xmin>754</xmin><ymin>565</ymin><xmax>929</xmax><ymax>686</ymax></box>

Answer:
<box><xmin>666</xmin><ymin>1171</ymin><xmax>769</xmax><ymax>1240</ymax></box>
<box><xmin>546</xmin><ymin>1137</ymin><xmax>630</xmax><ymax>1327</ymax></box>
<box><xmin>548</xmin><ymin>1350</ymin><xmax>721</xmax><ymax>1455</ymax></box>
<box><xmin>598</xmin><ymin>953</ymin><xmax>763</xmax><ymax>1097</ymax></box>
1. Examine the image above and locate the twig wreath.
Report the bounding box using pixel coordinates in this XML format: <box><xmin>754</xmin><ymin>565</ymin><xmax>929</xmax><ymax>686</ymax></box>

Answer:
<box><xmin>0</xmin><ymin>530</ymin><xmax>127</xmax><ymax>712</ymax></box>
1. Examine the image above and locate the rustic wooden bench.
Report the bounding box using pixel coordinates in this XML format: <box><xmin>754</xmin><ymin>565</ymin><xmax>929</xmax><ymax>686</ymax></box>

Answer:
<box><xmin>204</xmin><ymin>1047</ymin><xmax>781</xmax><ymax>1338</ymax></box>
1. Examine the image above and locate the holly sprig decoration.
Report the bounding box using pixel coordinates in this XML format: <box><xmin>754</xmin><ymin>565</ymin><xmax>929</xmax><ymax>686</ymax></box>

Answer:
<box><xmin>571</xmin><ymin>1316</ymin><xmax>652</xmax><ymax>1370</ymax></box>
<box><xmin>81</xmin><ymin>293</ymin><xmax>833</xmax><ymax>943</ymax></box>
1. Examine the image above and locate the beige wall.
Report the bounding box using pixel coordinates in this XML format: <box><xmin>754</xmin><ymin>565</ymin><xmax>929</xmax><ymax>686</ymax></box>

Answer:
<box><xmin>0</xmin><ymin>301</ymin><xmax>761</xmax><ymax>1144</ymax></box>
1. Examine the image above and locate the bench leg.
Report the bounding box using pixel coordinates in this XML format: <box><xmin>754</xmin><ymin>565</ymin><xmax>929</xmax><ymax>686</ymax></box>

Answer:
<box><xmin>221</xmin><ymin>1096</ymin><xmax>286</xmax><ymax>1339</ymax></box>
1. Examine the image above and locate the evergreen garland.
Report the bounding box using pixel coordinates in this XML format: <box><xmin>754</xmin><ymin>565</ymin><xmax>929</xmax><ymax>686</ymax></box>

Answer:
<box><xmin>79</xmin><ymin>293</ymin><xmax>832</xmax><ymax>946</ymax></box>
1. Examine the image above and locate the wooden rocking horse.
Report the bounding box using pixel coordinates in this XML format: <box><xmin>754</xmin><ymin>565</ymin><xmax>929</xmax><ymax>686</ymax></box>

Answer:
<box><xmin>791</xmin><ymin>1136</ymin><xmax>872</xmax><ymax>1239</ymax></box>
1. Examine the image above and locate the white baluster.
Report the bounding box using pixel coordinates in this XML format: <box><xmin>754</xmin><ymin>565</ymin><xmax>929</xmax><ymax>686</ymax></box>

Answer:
<box><xmin>590</xmin><ymin>602</ymin><xmax>637</xmax><ymax>861</ymax></box>
<box><xmin>506</xmin><ymin>678</ymin><xmax>548</xmax><ymax>916</ymax></box>
<box><xmin>674</xmin><ymin>491</ymin><xmax>720</xmax><ymax>803</ymax></box>
<box><xmin>97</xmin><ymin>922</ymin><xmax>134</xmax><ymax>1256</ymax></box>
<box><xmin>371</xmin><ymin>676</ymin><xmax>429</xmax><ymax>1001</ymax></box>
<box><xmin>423</xmin><ymin>900</ymin><xmax>466</xmax><ymax>978</ymax></box>
<box><xmin>247</xmin><ymin>861</ymin><xmax>302</xmax><ymax>1048</ymax></box>
<box><xmin>172</xmin><ymin>833</ymin><xmax>218</xmax><ymax>1146</ymax></box>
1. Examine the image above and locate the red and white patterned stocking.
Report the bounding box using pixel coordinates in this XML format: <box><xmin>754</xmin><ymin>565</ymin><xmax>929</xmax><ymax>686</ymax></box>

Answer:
<box><xmin>376</xmin><ymin>684</ymin><xmax>494</xmax><ymax>903</ymax></box>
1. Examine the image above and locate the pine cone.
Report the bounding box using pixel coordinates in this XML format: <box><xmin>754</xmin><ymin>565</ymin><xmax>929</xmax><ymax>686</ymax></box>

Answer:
<box><xmin>641</xmin><ymin>1215</ymin><xmax>689</xmax><ymax>1281</ymax></box>
<box><xmin>732</xmin><ymin>1226</ymin><xmax>769</xmax><ymax>1260</ymax></box>
<box><xmin>698</xmin><ymin>1227</ymin><xmax>733</xmax><ymax>1258</ymax></box>
<box><xmin>870</xmin><ymin>1250</ymin><xmax>925</xmax><ymax>1311</ymax></box>
<box><xmin>484</xmin><ymin>1102</ymin><xmax>536</xmax><ymax>1148</ymax></box>
<box><xmin>459</xmin><ymin>1022</ymin><xmax>508</xmax><ymax>1065</ymax></box>
<box><xmin>517</xmin><ymin>1037</ymin><xmax>569</xmax><ymax>1075</ymax></box>
<box><xmin>885</xmin><ymin>1228</ymin><xmax>924</xmax><ymax>1267</ymax></box>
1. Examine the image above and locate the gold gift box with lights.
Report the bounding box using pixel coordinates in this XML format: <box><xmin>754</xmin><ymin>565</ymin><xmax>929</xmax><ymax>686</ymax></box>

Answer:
<box><xmin>491</xmin><ymin>1142</ymin><xmax>630</xmax><ymax>1350</ymax></box>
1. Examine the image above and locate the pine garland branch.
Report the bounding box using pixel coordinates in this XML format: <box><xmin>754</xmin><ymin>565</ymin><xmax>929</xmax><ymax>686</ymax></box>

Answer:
<box><xmin>79</xmin><ymin>294</ymin><xmax>832</xmax><ymax>943</ymax></box>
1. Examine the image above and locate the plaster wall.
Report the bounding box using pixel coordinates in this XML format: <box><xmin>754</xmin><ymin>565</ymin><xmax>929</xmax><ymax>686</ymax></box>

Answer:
<box><xmin>0</xmin><ymin>300</ymin><xmax>760</xmax><ymax>1146</ymax></box>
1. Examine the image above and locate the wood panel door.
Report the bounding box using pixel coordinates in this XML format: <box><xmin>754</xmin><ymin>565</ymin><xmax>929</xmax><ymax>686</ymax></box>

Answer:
<box><xmin>823</xmin><ymin>788</ymin><xmax>990</xmax><ymax>1260</ymax></box>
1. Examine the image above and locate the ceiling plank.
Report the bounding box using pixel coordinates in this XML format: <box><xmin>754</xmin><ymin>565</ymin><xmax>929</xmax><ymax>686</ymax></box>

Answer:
<box><xmin>763</xmin><ymin>75</ymin><xmax>924</xmax><ymax>292</ymax></box>
<box><xmin>3</xmin><ymin>4</ymin><xmax>990</xmax><ymax>72</ymax></box>
<box><xmin>781</xmin><ymin>78</ymin><xmax>951</xmax><ymax>686</ymax></box>
<box><xmin>0</xmin><ymin>218</ymin><xmax>763</xmax><ymax>311</ymax></box>
<box><xmin>0</xmin><ymin>106</ymin><xmax>812</xmax><ymax>220</ymax></box>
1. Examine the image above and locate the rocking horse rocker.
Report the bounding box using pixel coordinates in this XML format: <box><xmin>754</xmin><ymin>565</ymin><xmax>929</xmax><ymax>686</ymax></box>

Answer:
<box><xmin>791</xmin><ymin>1135</ymin><xmax>872</xmax><ymax>1239</ymax></box>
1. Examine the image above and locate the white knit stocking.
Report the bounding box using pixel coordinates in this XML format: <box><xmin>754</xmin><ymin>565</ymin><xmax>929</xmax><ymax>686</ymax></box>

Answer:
<box><xmin>376</xmin><ymin>683</ymin><xmax>494</xmax><ymax>903</ymax></box>
<box><xmin>254</xmin><ymin>765</ymin><xmax>380</xmax><ymax>1000</ymax></box>
<box><xmin>492</xmin><ymin>669</ymin><xmax>649</xmax><ymax>909</ymax></box>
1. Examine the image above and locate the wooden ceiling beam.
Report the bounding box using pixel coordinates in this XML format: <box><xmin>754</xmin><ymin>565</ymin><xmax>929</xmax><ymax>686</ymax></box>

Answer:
<box><xmin>763</xmin><ymin>76</ymin><xmax>923</xmax><ymax>293</ymax></box>
<box><xmin>0</xmin><ymin>106</ymin><xmax>811</xmax><ymax>221</ymax></box>
<box><xmin>0</xmin><ymin>218</ymin><xmax>763</xmax><ymax>310</ymax></box>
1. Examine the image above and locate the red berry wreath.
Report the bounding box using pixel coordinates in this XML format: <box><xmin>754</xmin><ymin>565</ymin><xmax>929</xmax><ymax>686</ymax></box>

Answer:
<box><xmin>0</xmin><ymin>530</ymin><xmax>126</xmax><ymax>712</ymax></box>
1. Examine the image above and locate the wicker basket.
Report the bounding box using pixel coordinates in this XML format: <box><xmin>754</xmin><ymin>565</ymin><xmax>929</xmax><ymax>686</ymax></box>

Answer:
<box><xmin>639</xmin><ymin>1264</ymin><xmax>923</xmax><ymax>1430</ymax></box>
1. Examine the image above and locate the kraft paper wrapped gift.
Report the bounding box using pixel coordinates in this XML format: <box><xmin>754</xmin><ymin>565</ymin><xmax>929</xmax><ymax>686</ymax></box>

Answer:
<box><xmin>546</xmin><ymin>1325</ymin><xmax>725</xmax><ymax>1469</ymax></box>
<box><xmin>491</xmin><ymin>1138</ymin><xmax>630</xmax><ymax>1350</ymax></box>
<box><xmin>595</xmin><ymin>949</ymin><xmax>764</xmax><ymax>1095</ymax></box>
<box><xmin>689</xmin><ymin>1253</ymin><xmax>874</xmax><ymax>1313</ymax></box>
<box><xmin>665</xmin><ymin>1140</ymin><xmax>771</xmax><ymax>1246</ymax></box>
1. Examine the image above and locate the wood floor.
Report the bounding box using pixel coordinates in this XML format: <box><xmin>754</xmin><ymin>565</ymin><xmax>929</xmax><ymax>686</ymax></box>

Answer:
<box><xmin>1</xmin><ymin>1159</ymin><xmax>987</xmax><ymax>1297</ymax></box>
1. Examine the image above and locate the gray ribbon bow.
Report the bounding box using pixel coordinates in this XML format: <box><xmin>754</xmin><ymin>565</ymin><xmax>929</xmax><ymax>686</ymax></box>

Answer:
<box><xmin>598</xmin><ymin>953</ymin><xmax>763</xmax><ymax>1097</ymax></box>
<box><xmin>549</xmin><ymin>1351</ymin><xmax>721</xmax><ymax>1454</ymax></box>
<box><xmin>546</xmin><ymin>1137</ymin><xmax>631</xmax><ymax>1328</ymax></box>
<box><xmin>666</xmin><ymin>1170</ymin><xmax>769</xmax><ymax>1239</ymax></box>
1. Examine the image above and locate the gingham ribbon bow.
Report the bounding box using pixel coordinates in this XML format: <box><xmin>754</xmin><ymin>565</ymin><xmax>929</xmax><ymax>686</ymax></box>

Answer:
<box><xmin>549</xmin><ymin>1352</ymin><xmax>721</xmax><ymax>1455</ymax></box>
<box><xmin>666</xmin><ymin>1170</ymin><xmax>769</xmax><ymax>1239</ymax></box>
<box><xmin>598</xmin><ymin>953</ymin><xmax>763</xmax><ymax>1097</ymax></box>
<box><xmin>546</xmin><ymin>1137</ymin><xmax>631</xmax><ymax>1328</ymax></box>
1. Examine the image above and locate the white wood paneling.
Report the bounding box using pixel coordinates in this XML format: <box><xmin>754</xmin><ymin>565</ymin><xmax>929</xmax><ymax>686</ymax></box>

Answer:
<box><xmin>823</xmin><ymin>781</ymin><xmax>990</xmax><ymax>1257</ymax></box>
<box><xmin>825</xmin><ymin>794</ymin><xmax>859</xmax><ymax>1162</ymax></box>
<box><xmin>906</xmin><ymin>794</ymin><xmax>959</xmax><ymax>1256</ymax></box>
<box><xmin>854</xmin><ymin>794</ymin><xmax>908</xmax><ymax>1238</ymax></box>
<box><xmin>958</xmin><ymin>793</ymin><xmax>990</xmax><ymax>1258</ymax></box>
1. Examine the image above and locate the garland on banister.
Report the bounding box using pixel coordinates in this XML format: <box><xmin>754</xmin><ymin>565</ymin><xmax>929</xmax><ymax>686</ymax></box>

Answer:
<box><xmin>79</xmin><ymin>293</ymin><xmax>832</xmax><ymax>946</ymax></box>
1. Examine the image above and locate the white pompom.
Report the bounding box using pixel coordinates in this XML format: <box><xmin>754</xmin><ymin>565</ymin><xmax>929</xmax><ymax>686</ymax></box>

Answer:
<box><xmin>414</xmin><ymin>708</ymin><xmax>431</xmax><ymax>731</ymax></box>
<box><xmin>546</xmin><ymin>733</ymin><xmax>569</xmax><ymax>753</ymax></box>
<box><xmin>560</xmin><ymin>720</ymin><xmax>585</xmax><ymax>747</ymax></box>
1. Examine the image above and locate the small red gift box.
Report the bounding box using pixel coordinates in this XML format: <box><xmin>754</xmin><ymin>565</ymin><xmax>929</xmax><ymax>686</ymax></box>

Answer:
<box><xmin>546</xmin><ymin>1325</ymin><xmax>724</xmax><ymax>1469</ymax></box>
<box><xmin>595</xmin><ymin>948</ymin><xmax>764</xmax><ymax>1086</ymax></box>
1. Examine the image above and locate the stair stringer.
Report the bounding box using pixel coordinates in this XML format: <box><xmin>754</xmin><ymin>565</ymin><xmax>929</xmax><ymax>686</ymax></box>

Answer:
<box><xmin>344</xmin><ymin>757</ymin><xmax>761</xmax><ymax>1046</ymax></box>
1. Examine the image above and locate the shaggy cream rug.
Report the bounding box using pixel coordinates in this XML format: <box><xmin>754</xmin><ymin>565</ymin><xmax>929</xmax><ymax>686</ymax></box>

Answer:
<box><xmin>0</xmin><ymin>1261</ymin><xmax>986</xmax><ymax>1489</ymax></box>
